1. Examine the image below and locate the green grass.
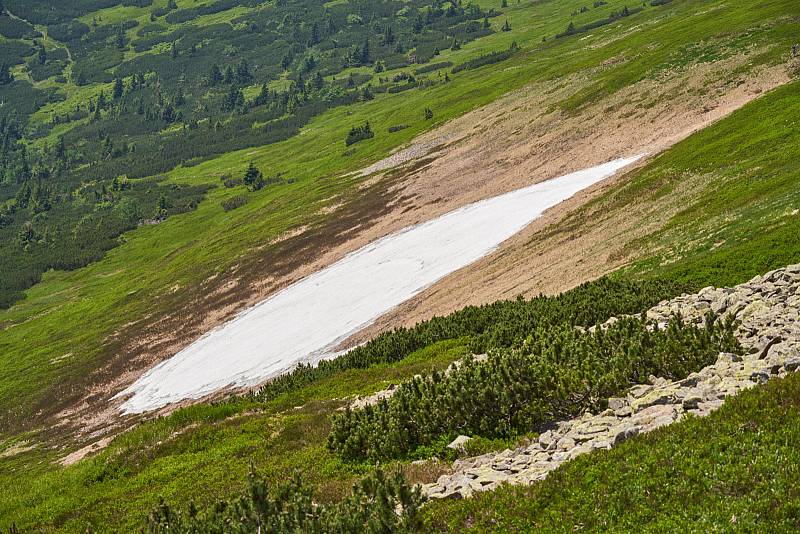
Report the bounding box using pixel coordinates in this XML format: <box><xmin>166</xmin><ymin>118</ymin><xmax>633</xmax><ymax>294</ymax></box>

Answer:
<box><xmin>2</xmin><ymin>0</ymin><xmax>795</xmax><ymax>435</ymax></box>
<box><xmin>423</xmin><ymin>368</ymin><xmax>800</xmax><ymax>532</ymax></box>
<box><xmin>614</xmin><ymin>80</ymin><xmax>800</xmax><ymax>287</ymax></box>
<box><xmin>2</xmin><ymin>59</ymin><xmax>800</xmax><ymax>532</ymax></box>
<box><xmin>1</xmin><ymin>1</ymin><xmax>800</xmax><ymax>530</ymax></box>
<box><xmin>0</xmin><ymin>339</ymin><xmax>469</xmax><ymax>532</ymax></box>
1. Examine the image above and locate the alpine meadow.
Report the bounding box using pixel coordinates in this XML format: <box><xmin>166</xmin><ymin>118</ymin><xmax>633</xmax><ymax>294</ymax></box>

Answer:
<box><xmin>0</xmin><ymin>0</ymin><xmax>799</xmax><ymax>532</ymax></box>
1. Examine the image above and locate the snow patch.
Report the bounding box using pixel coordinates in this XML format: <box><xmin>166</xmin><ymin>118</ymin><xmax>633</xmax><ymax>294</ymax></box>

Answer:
<box><xmin>117</xmin><ymin>156</ymin><xmax>643</xmax><ymax>413</ymax></box>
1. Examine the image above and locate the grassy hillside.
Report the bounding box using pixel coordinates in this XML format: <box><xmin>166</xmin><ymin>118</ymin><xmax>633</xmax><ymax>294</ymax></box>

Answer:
<box><xmin>0</xmin><ymin>0</ymin><xmax>796</xmax><ymax>439</ymax></box>
<box><xmin>424</xmin><ymin>364</ymin><xmax>800</xmax><ymax>532</ymax></box>
<box><xmin>3</xmin><ymin>72</ymin><xmax>800</xmax><ymax>532</ymax></box>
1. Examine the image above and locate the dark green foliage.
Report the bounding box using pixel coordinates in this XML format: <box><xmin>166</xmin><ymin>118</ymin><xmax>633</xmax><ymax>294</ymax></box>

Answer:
<box><xmin>425</xmin><ymin>366</ymin><xmax>800</xmax><ymax>532</ymax></box>
<box><xmin>0</xmin><ymin>62</ymin><xmax>11</xmax><ymax>85</ymax></box>
<box><xmin>147</xmin><ymin>469</ymin><xmax>425</xmax><ymax>533</ymax></box>
<box><xmin>3</xmin><ymin>0</ymin><xmax>152</xmax><ymax>25</ymax></box>
<box><xmin>413</xmin><ymin>61</ymin><xmax>453</xmax><ymax>75</ymax></box>
<box><xmin>0</xmin><ymin>14</ymin><xmax>40</xmax><ymax>39</ymax></box>
<box><xmin>253</xmin><ymin>277</ymin><xmax>688</xmax><ymax>404</ymax></box>
<box><xmin>345</xmin><ymin>122</ymin><xmax>374</xmax><ymax>146</ymax></box>
<box><xmin>243</xmin><ymin>162</ymin><xmax>265</xmax><ymax>192</ymax></box>
<box><xmin>328</xmin><ymin>315</ymin><xmax>739</xmax><ymax>461</ymax></box>
<box><xmin>220</xmin><ymin>195</ymin><xmax>248</xmax><ymax>212</ymax></box>
<box><xmin>451</xmin><ymin>42</ymin><xmax>518</xmax><ymax>73</ymax></box>
<box><xmin>0</xmin><ymin>173</ymin><xmax>210</xmax><ymax>309</ymax></box>
<box><xmin>556</xmin><ymin>5</ymin><xmax>642</xmax><ymax>38</ymax></box>
<box><xmin>0</xmin><ymin>0</ymin><xmax>500</xmax><ymax>311</ymax></box>
<box><xmin>388</xmin><ymin>124</ymin><xmax>409</xmax><ymax>133</ymax></box>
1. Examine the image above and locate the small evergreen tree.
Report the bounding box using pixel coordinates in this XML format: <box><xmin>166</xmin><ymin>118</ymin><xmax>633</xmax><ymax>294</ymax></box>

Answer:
<box><xmin>502</xmin><ymin>19</ymin><xmax>511</xmax><ymax>32</ymax></box>
<box><xmin>243</xmin><ymin>162</ymin><xmax>265</xmax><ymax>191</ymax></box>
<box><xmin>0</xmin><ymin>63</ymin><xmax>13</xmax><ymax>86</ymax></box>
<box><xmin>113</xmin><ymin>78</ymin><xmax>124</xmax><ymax>100</ymax></box>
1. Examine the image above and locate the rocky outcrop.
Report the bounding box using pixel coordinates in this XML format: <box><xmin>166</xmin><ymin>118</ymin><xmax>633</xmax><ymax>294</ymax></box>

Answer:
<box><xmin>423</xmin><ymin>265</ymin><xmax>800</xmax><ymax>500</ymax></box>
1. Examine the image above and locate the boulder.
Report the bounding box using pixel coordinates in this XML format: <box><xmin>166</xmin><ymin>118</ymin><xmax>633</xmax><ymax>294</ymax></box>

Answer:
<box><xmin>446</xmin><ymin>435</ymin><xmax>473</xmax><ymax>452</ymax></box>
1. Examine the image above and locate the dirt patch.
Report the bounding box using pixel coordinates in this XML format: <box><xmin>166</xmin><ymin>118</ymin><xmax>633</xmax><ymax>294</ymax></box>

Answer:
<box><xmin>59</xmin><ymin>435</ymin><xmax>114</xmax><ymax>466</ymax></box>
<box><xmin>339</xmin><ymin>53</ymin><xmax>790</xmax><ymax>347</ymax></box>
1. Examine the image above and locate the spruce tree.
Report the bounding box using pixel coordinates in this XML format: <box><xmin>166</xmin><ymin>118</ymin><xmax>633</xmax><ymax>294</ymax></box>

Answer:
<box><xmin>113</xmin><ymin>78</ymin><xmax>124</xmax><ymax>100</ymax></box>
<box><xmin>243</xmin><ymin>162</ymin><xmax>264</xmax><ymax>191</ymax></box>
<box><xmin>0</xmin><ymin>63</ymin><xmax>13</xmax><ymax>86</ymax></box>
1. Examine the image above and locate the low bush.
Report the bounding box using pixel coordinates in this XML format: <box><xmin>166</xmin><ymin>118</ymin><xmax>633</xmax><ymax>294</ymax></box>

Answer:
<box><xmin>253</xmin><ymin>277</ymin><xmax>687</xmax><ymax>404</ymax></box>
<box><xmin>328</xmin><ymin>315</ymin><xmax>739</xmax><ymax>461</ymax></box>
<box><xmin>220</xmin><ymin>195</ymin><xmax>248</xmax><ymax>212</ymax></box>
<box><xmin>146</xmin><ymin>469</ymin><xmax>425</xmax><ymax>533</ymax></box>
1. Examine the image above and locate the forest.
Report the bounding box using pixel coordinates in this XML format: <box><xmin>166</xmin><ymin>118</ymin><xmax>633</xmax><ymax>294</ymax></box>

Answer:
<box><xmin>0</xmin><ymin>0</ymin><xmax>501</xmax><ymax>308</ymax></box>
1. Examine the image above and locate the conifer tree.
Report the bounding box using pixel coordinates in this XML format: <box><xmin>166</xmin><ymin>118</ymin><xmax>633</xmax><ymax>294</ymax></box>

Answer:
<box><xmin>0</xmin><ymin>63</ymin><xmax>13</xmax><ymax>86</ymax></box>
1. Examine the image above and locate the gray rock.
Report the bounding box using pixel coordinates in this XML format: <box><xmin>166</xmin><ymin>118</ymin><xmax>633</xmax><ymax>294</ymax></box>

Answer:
<box><xmin>447</xmin><ymin>435</ymin><xmax>473</xmax><ymax>452</ymax></box>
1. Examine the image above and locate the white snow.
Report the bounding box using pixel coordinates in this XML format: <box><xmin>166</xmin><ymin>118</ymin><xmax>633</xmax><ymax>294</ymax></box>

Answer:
<box><xmin>117</xmin><ymin>156</ymin><xmax>642</xmax><ymax>413</ymax></box>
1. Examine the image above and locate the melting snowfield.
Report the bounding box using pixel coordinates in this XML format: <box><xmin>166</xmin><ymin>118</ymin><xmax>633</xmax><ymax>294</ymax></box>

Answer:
<box><xmin>117</xmin><ymin>156</ymin><xmax>642</xmax><ymax>413</ymax></box>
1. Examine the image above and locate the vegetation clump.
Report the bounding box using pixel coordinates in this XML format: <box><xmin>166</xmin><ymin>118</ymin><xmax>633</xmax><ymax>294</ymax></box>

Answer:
<box><xmin>345</xmin><ymin>122</ymin><xmax>374</xmax><ymax>146</ymax></box>
<box><xmin>253</xmin><ymin>277</ymin><xmax>687</xmax><ymax>404</ymax></box>
<box><xmin>147</xmin><ymin>469</ymin><xmax>425</xmax><ymax>533</ymax></box>
<box><xmin>220</xmin><ymin>195</ymin><xmax>249</xmax><ymax>212</ymax></box>
<box><xmin>451</xmin><ymin>42</ymin><xmax>519</xmax><ymax>73</ymax></box>
<box><xmin>328</xmin><ymin>314</ymin><xmax>740</xmax><ymax>461</ymax></box>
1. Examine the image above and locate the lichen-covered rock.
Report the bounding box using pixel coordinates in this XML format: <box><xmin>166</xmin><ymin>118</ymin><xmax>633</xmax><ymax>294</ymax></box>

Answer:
<box><xmin>422</xmin><ymin>265</ymin><xmax>800</xmax><ymax>501</ymax></box>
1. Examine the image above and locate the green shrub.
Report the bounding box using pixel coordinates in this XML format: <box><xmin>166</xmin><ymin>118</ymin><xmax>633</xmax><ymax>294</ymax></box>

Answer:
<box><xmin>220</xmin><ymin>195</ymin><xmax>248</xmax><ymax>212</ymax></box>
<box><xmin>328</xmin><ymin>315</ymin><xmax>739</xmax><ymax>461</ymax></box>
<box><xmin>146</xmin><ymin>469</ymin><xmax>425</xmax><ymax>533</ymax></box>
<box><xmin>253</xmin><ymin>277</ymin><xmax>688</xmax><ymax>405</ymax></box>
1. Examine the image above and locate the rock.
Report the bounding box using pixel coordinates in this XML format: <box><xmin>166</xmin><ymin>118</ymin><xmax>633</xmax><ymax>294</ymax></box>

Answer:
<box><xmin>717</xmin><ymin>352</ymin><xmax>742</xmax><ymax>365</ymax></box>
<box><xmin>783</xmin><ymin>358</ymin><xmax>800</xmax><ymax>372</ymax></box>
<box><xmin>629</xmin><ymin>384</ymin><xmax>653</xmax><ymax>398</ymax></box>
<box><xmin>750</xmin><ymin>371</ymin><xmax>770</xmax><ymax>384</ymax></box>
<box><xmin>613</xmin><ymin>405</ymin><xmax>633</xmax><ymax>417</ymax></box>
<box><xmin>607</xmin><ymin>397</ymin><xmax>627</xmax><ymax>410</ymax></box>
<box><xmin>611</xmin><ymin>425</ymin><xmax>639</xmax><ymax>445</ymax></box>
<box><xmin>420</xmin><ymin>265</ymin><xmax>800</xmax><ymax>501</ymax></box>
<box><xmin>631</xmin><ymin>390</ymin><xmax>676</xmax><ymax>413</ymax></box>
<box><xmin>682</xmin><ymin>394</ymin><xmax>703</xmax><ymax>410</ymax></box>
<box><xmin>556</xmin><ymin>436</ymin><xmax>576</xmax><ymax>451</ymax></box>
<box><xmin>753</xmin><ymin>337</ymin><xmax>782</xmax><ymax>359</ymax></box>
<box><xmin>447</xmin><ymin>435</ymin><xmax>473</xmax><ymax>452</ymax></box>
<box><xmin>538</xmin><ymin>430</ymin><xmax>556</xmax><ymax>450</ymax></box>
<box><xmin>429</xmin><ymin>489</ymin><xmax>464</xmax><ymax>500</ymax></box>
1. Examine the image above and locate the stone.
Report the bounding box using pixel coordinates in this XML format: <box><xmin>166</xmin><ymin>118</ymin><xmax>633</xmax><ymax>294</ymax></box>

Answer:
<box><xmin>682</xmin><ymin>394</ymin><xmax>703</xmax><ymax>410</ymax></box>
<box><xmin>420</xmin><ymin>265</ymin><xmax>800</xmax><ymax>501</ymax></box>
<box><xmin>750</xmin><ymin>371</ymin><xmax>770</xmax><ymax>384</ymax></box>
<box><xmin>613</xmin><ymin>405</ymin><xmax>633</xmax><ymax>417</ymax></box>
<box><xmin>629</xmin><ymin>384</ymin><xmax>653</xmax><ymax>398</ymax></box>
<box><xmin>611</xmin><ymin>425</ymin><xmax>639</xmax><ymax>445</ymax></box>
<box><xmin>446</xmin><ymin>435</ymin><xmax>473</xmax><ymax>452</ymax></box>
<box><xmin>631</xmin><ymin>391</ymin><xmax>676</xmax><ymax>413</ymax></box>
<box><xmin>538</xmin><ymin>430</ymin><xmax>556</xmax><ymax>450</ymax></box>
<box><xmin>783</xmin><ymin>358</ymin><xmax>800</xmax><ymax>372</ymax></box>
<box><xmin>556</xmin><ymin>436</ymin><xmax>576</xmax><ymax>451</ymax></box>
